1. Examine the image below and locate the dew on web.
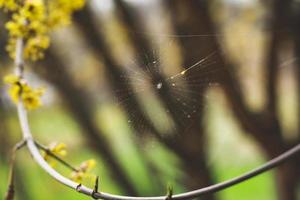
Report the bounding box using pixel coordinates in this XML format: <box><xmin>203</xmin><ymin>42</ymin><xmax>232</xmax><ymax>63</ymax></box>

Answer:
<box><xmin>156</xmin><ymin>82</ymin><xmax>162</xmax><ymax>90</ymax></box>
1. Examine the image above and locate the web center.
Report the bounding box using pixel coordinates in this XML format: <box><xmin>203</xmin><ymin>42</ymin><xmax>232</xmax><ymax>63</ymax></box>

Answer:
<box><xmin>156</xmin><ymin>82</ymin><xmax>163</xmax><ymax>90</ymax></box>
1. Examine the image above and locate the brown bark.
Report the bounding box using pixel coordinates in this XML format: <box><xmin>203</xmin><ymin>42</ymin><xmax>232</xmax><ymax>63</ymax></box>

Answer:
<box><xmin>289</xmin><ymin>3</ymin><xmax>300</xmax><ymax>199</ymax></box>
<box><xmin>264</xmin><ymin>0</ymin><xmax>292</xmax><ymax>143</ymax></box>
<box><xmin>292</xmin><ymin>3</ymin><xmax>300</xmax><ymax>143</ymax></box>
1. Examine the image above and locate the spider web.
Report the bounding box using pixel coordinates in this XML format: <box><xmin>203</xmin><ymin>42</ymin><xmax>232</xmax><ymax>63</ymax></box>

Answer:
<box><xmin>112</xmin><ymin>37</ymin><xmax>222</xmax><ymax>138</ymax></box>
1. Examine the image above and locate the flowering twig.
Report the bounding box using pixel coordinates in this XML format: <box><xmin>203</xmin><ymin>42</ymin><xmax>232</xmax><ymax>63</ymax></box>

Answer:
<box><xmin>34</xmin><ymin>141</ymin><xmax>78</xmax><ymax>172</ymax></box>
<box><xmin>12</xmin><ymin>37</ymin><xmax>300</xmax><ymax>200</ymax></box>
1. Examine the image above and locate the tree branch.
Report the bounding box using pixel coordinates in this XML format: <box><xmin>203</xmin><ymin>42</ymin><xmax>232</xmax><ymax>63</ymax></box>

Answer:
<box><xmin>264</xmin><ymin>0</ymin><xmax>292</xmax><ymax>139</ymax></box>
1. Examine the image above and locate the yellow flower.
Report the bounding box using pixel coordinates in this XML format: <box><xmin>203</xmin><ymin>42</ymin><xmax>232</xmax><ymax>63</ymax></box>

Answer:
<box><xmin>49</xmin><ymin>142</ymin><xmax>67</xmax><ymax>157</ymax></box>
<box><xmin>3</xmin><ymin>74</ymin><xmax>45</xmax><ymax>110</ymax></box>
<box><xmin>70</xmin><ymin>159</ymin><xmax>96</xmax><ymax>183</ymax></box>
<box><xmin>21</xmin><ymin>86</ymin><xmax>45</xmax><ymax>110</ymax></box>
<box><xmin>4</xmin><ymin>74</ymin><xmax>22</xmax><ymax>103</ymax></box>
<box><xmin>8</xmin><ymin>84</ymin><xmax>22</xmax><ymax>103</ymax></box>
<box><xmin>24</xmin><ymin>35</ymin><xmax>50</xmax><ymax>60</ymax></box>
<box><xmin>43</xmin><ymin>142</ymin><xmax>67</xmax><ymax>167</ymax></box>
<box><xmin>3</xmin><ymin>74</ymin><xmax>20</xmax><ymax>84</ymax></box>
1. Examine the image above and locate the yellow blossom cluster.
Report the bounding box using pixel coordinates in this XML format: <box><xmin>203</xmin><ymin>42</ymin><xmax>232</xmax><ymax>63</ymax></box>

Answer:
<box><xmin>4</xmin><ymin>74</ymin><xmax>45</xmax><ymax>110</ymax></box>
<box><xmin>70</xmin><ymin>159</ymin><xmax>96</xmax><ymax>183</ymax></box>
<box><xmin>0</xmin><ymin>0</ymin><xmax>85</xmax><ymax>61</ymax></box>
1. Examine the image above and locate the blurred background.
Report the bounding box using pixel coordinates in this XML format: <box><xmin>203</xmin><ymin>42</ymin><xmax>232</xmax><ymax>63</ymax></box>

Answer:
<box><xmin>1</xmin><ymin>0</ymin><xmax>300</xmax><ymax>199</ymax></box>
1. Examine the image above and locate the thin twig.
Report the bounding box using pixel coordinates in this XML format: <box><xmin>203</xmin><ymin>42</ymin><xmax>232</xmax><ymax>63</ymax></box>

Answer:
<box><xmin>4</xmin><ymin>140</ymin><xmax>26</xmax><ymax>200</ymax></box>
<box><xmin>13</xmin><ymin>36</ymin><xmax>300</xmax><ymax>200</ymax></box>
<box><xmin>34</xmin><ymin>141</ymin><xmax>79</xmax><ymax>172</ymax></box>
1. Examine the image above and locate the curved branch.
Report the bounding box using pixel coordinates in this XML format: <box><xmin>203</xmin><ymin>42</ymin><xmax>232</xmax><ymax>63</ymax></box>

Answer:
<box><xmin>17</xmin><ymin>99</ymin><xmax>300</xmax><ymax>200</ymax></box>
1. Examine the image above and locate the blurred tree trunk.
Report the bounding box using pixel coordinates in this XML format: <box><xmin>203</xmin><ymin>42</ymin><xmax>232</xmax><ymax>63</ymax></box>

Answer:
<box><xmin>293</xmin><ymin>0</ymin><xmax>300</xmax><ymax>139</ymax></box>
<box><xmin>264</xmin><ymin>1</ymin><xmax>299</xmax><ymax>199</ymax></box>
<box><xmin>290</xmin><ymin>1</ymin><xmax>300</xmax><ymax>198</ymax></box>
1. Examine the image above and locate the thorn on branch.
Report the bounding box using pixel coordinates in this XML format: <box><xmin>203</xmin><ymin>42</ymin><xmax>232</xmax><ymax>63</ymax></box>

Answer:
<box><xmin>92</xmin><ymin>176</ymin><xmax>99</xmax><ymax>199</ymax></box>
<box><xmin>76</xmin><ymin>184</ymin><xmax>82</xmax><ymax>192</ymax></box>
<box><xmin>165</xmin><ymin>184</ymin><xmax>173</xmax><ymax>200</ymax></box>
